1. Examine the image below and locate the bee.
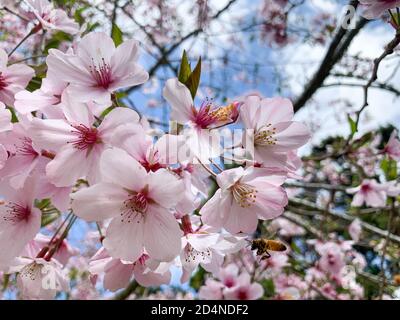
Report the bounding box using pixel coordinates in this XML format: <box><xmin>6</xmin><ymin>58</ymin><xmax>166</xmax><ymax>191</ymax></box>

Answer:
<box><xmin>394</xmin><ymin>274</ymin><xmax>400</xmax><ymax>286</ymax></box>
<box><xmin>250</xmin><ymin>238</ymin><xmax>287</xmax><ymax>260</ymax></box>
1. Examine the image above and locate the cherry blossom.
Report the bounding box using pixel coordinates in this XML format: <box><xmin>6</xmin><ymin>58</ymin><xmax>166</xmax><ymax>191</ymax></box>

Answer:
<box><xmin>89</xmin><ymin>248</ymin><xmax>171</xmax><ymax>291</ymax></box>
<box><xmin>0</xmin><ymin>176</ymin><xmax>41</xmax><ymax>267</ymax></box>
<box><xmin>47</xmin><ymin>32</ymin><xmax>149</xmax><ymax>104</ymax></box>
<box><xmin>0</xmin><ymin>120</ymin><xmax>48</xmax><ymax>189</ymax></box>
<box><xmin>10</xmin><ymin>257</ymin><xmax>69</xmax><ymax>299</ymax></box>
<box><xmin>163</xmin><ymin>78</ymin><xmax>239</xmax><ymax>162</ymax></box>
<box><xmin>240</xmin><ymin>95</ymin><xmax>310</xmax><ymax>168</ymax></box>
<box><xmin>0</xmin><ymin>102</ymin><xmax>12</xmax><ymax>132</ymax></box>
<box><xmin>23</xmin><ymin>0</ymin><xmax>80</xmax><ymax>34</ymax></box>
<box><xmin>0</xmin><ymin>48</ymin><xmax>34</xmax><ymax>106</ymax></box>
<box><xmin>199</xmin><ymin>264</ymin><xmax>263</xmax><ymax>300</ymax></box>
<box><xmin>71</xmin><ymin>148</ymin><xmax>184</xmax><ymax>262</ymax></box>
<box><xmin>223</xmin><ymin>272</ymin><xmax>263</xmax><ymax>300</ymax></box>
<box><xmin>315</xmin><ymin>242</ymin><xmax>345</xmax><ymax>276</ymax></box>
<box><xmin>348</xmin><ymin>219</ymin><xmax>362</xmax><ymax>243</ymax></box>
<box><xmin>180</xmin><ymin>224</ymin><xmax>246</xmax><ymax>282</ymax></box>
<box><xmin>359</xmin><ymin>0</ymin><xmax>400</xmax><ymax>19</ymax></box>
<box><xmin>200</xmin><ymin>166</ymin><xmax>288</xmax><ymax>234</ymax></box>
<box><xmin>384</xmin><ymin>131</ymin><xmax>400</xmax><ymax>161</ymax></box>
<box><xmin>30</xmin><ymin>94</ymin><xmax>140</xmax><ymax>187</ymax></box>
<box><xmin>347</xmin><ymin>179</ymin><xmax>387</xmax><ymax>208</ymax></box>
<box><xmin>14</xmin><ymin>70</ymin><xmax>67</xmax><ymax>116</ymax></box>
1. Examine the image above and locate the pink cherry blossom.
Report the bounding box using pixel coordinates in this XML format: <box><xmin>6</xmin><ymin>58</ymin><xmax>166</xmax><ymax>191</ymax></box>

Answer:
<box><xmin>163</xmin><ymin>78</ymin><xmax>239</xmax><ymax>162</ymax></box>
<box><xmin>359</xmin><ymin>0</ymin><xmax>400</xmax><ymax>19</ymax></box>
<box><xmin>240</xmin><ymin>95</ymin><xmax>310</xmax><ymax>168</ymax></box>
<box><xmin>347</xmin><ymin>179</ymin><xmax>387</xmax><ymax>208</ymax></box>
<box><xmin>180</xmin><ymin>225</ymin><xmax>246</xmax><ymax>282</ymax></box>
<box><xmin>0</xmin><ymin>144</ymin><xmax>7</xmax><ymax>170</ymax></box>
<box><xmin>315</xmin><ymin>242</ymin><xmax>345</xmax><ymax>276</ymax></box>
<box><xmin>269</xmin><ymin>217</ymin><xmax>305</xmax><ymax>237</ymax></box>
<box><xmin>71</xmin><ymin>148</ymin><xmax>184</xmax><ymax>262</ymax></box>
<box><xmin>385</xmin><ymin>180</ymin><xmax>400</xmax><ymax>197</ymax></box>
<box><xmin>0</xmin><ymin>101</ymin><xmax>12</xmax><ymax>132</ymax></box>
<box><xmin>0</xmin><ymin>120</ymin><xmax>49</xmax><ymax>189</ymax></box>
<box><xmin>262</xmin><ymin>252</ymin><xmax>289</xmax><ymax>274</ymax></box>
<box><xmin>47</xmin><ymin>32</ymin><xmax>149</xmax><ymax>104</ymax></box>
<box><xmin>200</xmin><ymin>166</ymin><xmax>288</xmax><ymax>234</ymax></box>
<box><xmin>348</xmin><ymin>218</ymin><xmax>362</xmax><ymax>242</ymax></box>
<box><xmin>223</xmin><ymin>272</ymin><xmax>263</xmax><ymax>300</ymax></box>
<box><xmin>111</xmin><ymin>123</ymin><xmax>187</xmax><ymax>171</ymax></box>
<box><xmin>384</xmin><ymin>131</ymin><xmax>400</xmax><ymax>161</ymax></box>
<box><xmin>30</xmin><ymin>94</ymin><xmax>140</xmax><ymax>187</ymax></box>
<box><xmin>14</xmin><ymin>70</ymin><xmax>67</xmax><ymax>116</ymax></box>
<box><xmin>23</xmin><ymin>0</ymin><xmax>79</xmax><ymax>34</ymax></box>
<box><xmin>0</xmin><ymin>48</ymin><xmax>34</xmax><ymax>106</ymax></box>
<box><xmin>89</xmin><ymin>248</ymin><xmax>171</xmax><ymax>291</ymax></box>
<box><xmin>29</xmin><ymin>233</ymin><xmax>78</xmax><ymax>266</ymax></box>
<box><xmin>0</xmin><ymin>175</ymin><xmax>41</xmax><ymax>267</ymax></box>
<box><xmin>198</xmin><ymin>279</ymin><xmax>224</xmax><ymax>299</ymax></box>
<box><xmin>9</xmin><ymin>257</ymin><xmax>69</xmax><ymax>299</ymax></box>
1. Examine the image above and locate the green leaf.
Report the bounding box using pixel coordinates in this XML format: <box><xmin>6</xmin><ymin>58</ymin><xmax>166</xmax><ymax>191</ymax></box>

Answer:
<box><xmin>111</xmin><ymin>23</ymin><xmax>123</xmax><ymax>46</ymax></box>
<box><xmin>74</xmin><ymin>6</ymin><xmax>88</xmax><ymax>25</ymax></box>
<box><xmin>189</xmin><ymin>266</ymin><xmax>206</xmax><ymax>291</ymax></box>
<box><xmin>44</xmin><ymin>31</ymin><xmax>72</xmax><ymax>54</ymax></box>
<box><xmin>41</xmin><ymin>212</ymin><xmax>61</xmax><ymax>228</ymax></box>
<box><xmin>178</xmin><ymin>50</ymin><xmax>191</xmax><ymax>84</ymax></box>
<box><xmin>380</xmin><ymin>157</ymin><xmax>397</xmax><ymax>181</ymax></box>
<box><xmin>185</xmin><ymin>57</ymin><xmax>201</xmax><ymax>99</ymax></box>
<box><xmin>261</xmin><ymin>278</ymin><xmax>275</xmax><ymax>298</ymax></box>
<box><xmin>347</xmin><ymin>115</ymin><xmax>357</xmax><ymax>136</ymax></box>
<box><xmin>8</xmin><ymin>107</ymin><xmax>19</xmax><ymax>123</ymax></box>
<box><xmin>26</xmin><ymin>77</ymin><xmax>43</xmax><ymax>92</ymax></box>
<box><xmin>351</xmin><ymin>132</ymin><xmax>373</xmax><ymax>150</ymax></box>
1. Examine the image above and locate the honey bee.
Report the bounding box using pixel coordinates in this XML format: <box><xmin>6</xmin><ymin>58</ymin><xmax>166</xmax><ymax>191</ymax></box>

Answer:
<box><xmin>394</xmin><ymin>274</ymin><xmax>400</xmax><ymax>286</ymax></box>
<box><xmin>250</xmin><ymin>238</ymin><xmax>287</xmax><ymax>260</ymax></box>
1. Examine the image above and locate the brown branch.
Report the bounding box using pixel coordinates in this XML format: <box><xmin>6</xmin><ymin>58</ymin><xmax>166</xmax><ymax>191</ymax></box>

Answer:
<box><xmin>293</xmin><ymin>0</ymin><xmax>368</xmax><ymax>112</ymax></box>
<box><xmin>125</xmin><ymin>0</ymin><xmax>239</xmax><ymax>94</ymax></box>
<box><xmin>283</xmin><ymin>211</ymin><xmax>324</xmax><ymax>239</ymax></box>
<box><xmin>285</xmin><ymin>181</ymin><xmax>348</xmax><ymax>192</ymax></box>
<box><xmin>322</xmin><ymin>82</ymin><xmax>400</xmax><ymax>97</ymax></box>
<box><xmin>289</xmin><ymin>198</ymin><xmax>400</xmax><ymax>244</ymax></box>
<box><xmin>346</xmin><ymin>31</ymin><xmax>400</xmax><ymax>142</ymax></box>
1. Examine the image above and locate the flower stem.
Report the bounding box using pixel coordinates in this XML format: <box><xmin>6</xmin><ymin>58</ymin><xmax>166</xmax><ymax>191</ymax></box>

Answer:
<box><xmin>8</xmin><ymin>25</ymin><xmax>41</xmax><ymax>58</ymax></box>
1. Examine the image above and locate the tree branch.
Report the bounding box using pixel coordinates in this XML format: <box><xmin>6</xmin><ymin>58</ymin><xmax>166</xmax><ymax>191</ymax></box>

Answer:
<box><xmin>293</xmin><ymin>0</ymin><xmax>368</xmax><ymax>112</ymax></box>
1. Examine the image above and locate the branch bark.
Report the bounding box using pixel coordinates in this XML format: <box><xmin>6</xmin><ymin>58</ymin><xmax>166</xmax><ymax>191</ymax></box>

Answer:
<box><xmin>293</xmin><ymin>0</ymin><xmax>368</xmax><ymax>112</ymax></box>
<box><xmin>289</xmin><ymin>198</ymin><xmax>400</xmax><ymax>244</ymax></box>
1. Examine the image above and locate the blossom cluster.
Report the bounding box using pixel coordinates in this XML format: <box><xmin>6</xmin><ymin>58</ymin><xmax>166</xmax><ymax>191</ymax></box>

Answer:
<box><xmin>0</xmin><ymin>0</ymin><xmax>313</xmax><ymax>300</ymax></box>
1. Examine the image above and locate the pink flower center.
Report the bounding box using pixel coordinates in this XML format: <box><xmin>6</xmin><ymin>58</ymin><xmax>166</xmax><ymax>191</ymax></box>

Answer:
<box><xmin>361</xmin><ymin>184</ymin><xmax>371</xmax><ymax>193</ymax></box>
<box><xmin>20</xmin><ymin>262</ymin><xmax>41</xmax><ymax>281</ymax></box>
<box><xmin>15</xmin><ymin>137</ymin><xmax>39</xmax><ymax>157</ymax></box>
<box><xmin>327</xmin><ymin>253</ymin><xmax>336</xmax><ymax>265</ymax></box>
<box><xmin>191</xmin><ymin>101</ymin><xmax>217</xmax><ymax>129</ymax></box>
<box><xmin>237</xmin><ymin>288</ymin><xmax>249</xmax><ymax>300</ymax></box>
<box><xmin>254</xmin><ymin>123</ymin><xmax>277</xmax><ymax>146</ymax></box>
<box><xmin>0</xmin><ymin>72</ymin><xmax>8</xmax><ymax>90</ymax></box>
<box><xmin>3</xmin><ymin>202</ymin><xmax>31</xmax><ymax>224</ymax></box>
<box><xmin>191</xmin><ymin>101</ymin><xmax>239</xmax><ymax>129</ymax></box>
<box><xmin>69</xmin><ymin>124</ymin><xmax>100</xmax><ymax>150</ymax></box>
<box><xmin>137</xmin><ymin>254</ymin><xmax>149</xmax><ymax>266</ymax></box>
<box><xmin>141</xmin><ymin>149</ymin><xmax>165</xmax><ymax>172</ymax></box>
<box><xmin>121</xmin><ymin>192</ymin><xmax>149</xmax><ymax>223</ymax></box>
<box><xmin>184</xmin><ymin>244</ymin><xmax>211</xmax><ymax>264</ymax></box>
<box><xmin>224</xmin><ymin>277</ymin><xmax>235</xmax><ymax>288</ymax></box>
<box><xmin>231</xmin><ymin>182</ymin><xmax>258</xmax><ymax>208</ymax></box>
<box><xmin>89</xmin><ymin>58</ymin><xmax>112</xmax><ymax>89</ymax></box>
